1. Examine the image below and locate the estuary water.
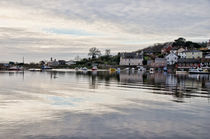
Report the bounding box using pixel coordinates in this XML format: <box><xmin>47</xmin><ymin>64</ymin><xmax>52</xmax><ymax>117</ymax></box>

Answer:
<box><xmin>0</xmin><ymin>70</ymin><xmax>210</xmax><ymax>139</ymax></box>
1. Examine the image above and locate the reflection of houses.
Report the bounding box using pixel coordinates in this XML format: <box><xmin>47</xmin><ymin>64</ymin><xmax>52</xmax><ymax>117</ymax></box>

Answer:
<box><xmin>166</xmin><ymin>74</ymin><xmax>177</xmax><ymax>86</ymax></box>
<box><xmin>120</xmin><ymin>73</ymin><xmax>143</xmax><ymax>83</ymax></box>
<box><xmin>166</xmin><ymin>52</ymin><xmax>178</xmax><ymax>65</ymax></box>
<box><xmin>120</xmin><ymin>52</ymin><xmax>143</xmax><ymax>66</ymax></box>
<box><xmin>185</xmin><ymin>50</ymin><xmax>203</xmax><ymax>59</ymax></box>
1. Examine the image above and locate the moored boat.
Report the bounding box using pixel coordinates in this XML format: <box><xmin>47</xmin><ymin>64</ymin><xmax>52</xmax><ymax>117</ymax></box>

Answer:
<box><xmin>42</xmin><ymin>65</ymin><xmax>52</xmax><ymax>70</ymax></box>
<box><xmin>149</xmin><ymin>68</ymin><xmax>155</xmax><ymax>73</ymax></box>
<box><xmin>92</xmin><ymin>66</ymin><xmax>97</xmax><ymax>70</ymax></box>
<box><xmin>109</xmin><ymin>68</ymin><xmax>116</xmax><ymax>72</ymax></box>
<box><xmin>82</xmin><ymin>67</ymin><xmax>88</xmax><ymax>71</ymax></box>
<box><xmin>138</xmin><ymin>66</ymin><xmax>146</xmax><ymax>72</ymax></box>
<box><xmin>189</xmin><ymin>68</ymin><xmax>209</xmax><ymax>74</ymax></box>
<box><xmin>28</xmin><ymin>68</ymin><xmax>41</xmax><ymax>72</ymax></box>
<box><xmin>176</xmin><ymin>69</ymin><xmax>188</xmax><ymax>74</ymax></box>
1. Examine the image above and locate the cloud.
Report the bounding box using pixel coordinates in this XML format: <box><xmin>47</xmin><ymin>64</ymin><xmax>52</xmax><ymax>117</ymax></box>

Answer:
<box><xmin>0</xmin><ymin>0</ymin><xmax>209</xmax><ymax>62</ymax></box>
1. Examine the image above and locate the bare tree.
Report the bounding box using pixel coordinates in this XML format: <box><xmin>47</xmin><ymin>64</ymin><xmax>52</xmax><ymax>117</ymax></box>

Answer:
<box><xmin>88</xmin><ymin>47</ymin><xmax>101</xmax><ymax>59</ymax></box>
<box><xmin>105</xmin><ymin>49</ymin><xmax>111</xmax><ymax>56</ymax></box>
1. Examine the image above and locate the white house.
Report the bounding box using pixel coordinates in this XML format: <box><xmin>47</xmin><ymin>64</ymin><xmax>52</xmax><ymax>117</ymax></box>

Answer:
<box><xmin>178</xmin><ymin>51</ymin><xmax>186</xmax><ymax>58</ymax></box>
<box><xmin>66</xmin><ymin>60</ymin><xmax>76</xmax><ymax>66</ymax></box>
<box><xmin>185</xmin><ymin>50</ymin><xmax>203</xmax><ymax>59</ymax></box>
<box><xmin>120</xmin><ymin>52</ymin><xmax>143</xmax><ymax>66</ymax></box>
<box><xmin>47</xmin><ymin>59</ymin><xmax>59</xmax><ymax>67</ymax></box>
<box><xmin>165</xmin><ymin>52</ymin><xmax>178</xmax><ymax>65</ymax></box>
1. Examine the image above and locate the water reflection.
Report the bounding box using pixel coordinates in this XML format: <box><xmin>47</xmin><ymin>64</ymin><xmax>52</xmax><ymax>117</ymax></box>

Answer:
<box><xmin>0</xmin><ymin>70</ymin><xmax>210</xmax><ymax>138</ymax></box>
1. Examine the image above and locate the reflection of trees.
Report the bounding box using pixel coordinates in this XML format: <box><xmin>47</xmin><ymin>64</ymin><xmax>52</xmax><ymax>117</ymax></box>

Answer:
<box><xmin>44</xmin><ymin>70</ymin><xmax>210</xmax><ymax>100</ymax></box>
<box><xmin>119</xmin><ymin>72</ymin><xmax>210</xmax><ymax>100</ymax></box>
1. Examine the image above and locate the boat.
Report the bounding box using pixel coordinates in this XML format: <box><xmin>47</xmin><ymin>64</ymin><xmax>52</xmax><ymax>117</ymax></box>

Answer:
<box><xmin>109</xmin><ymin>68</ymin><xmax>116</xmax><ymax>72</ymax></box>
<box><xmin>42</xmin><ymin>65</ymin><xmax>52</xmax><ymax>70</ymax></box>
<box><xmin>124</xmin><ymin>67</ymin><xmax>130</xmax><ymax>71</ymax></box>
<box><xmin>75</xmin><ymin>67</ymin><xmax>79</xmax><ymax>71</ymax></box>
<box><xmin>149</xmin><ymin>68</ymin><xmax>155</xmax><ymax>73</ymax></box>
<box><xmin>163</xmin><ymin>67</ymin><xmax>167</xmax><ymax>72</ymax></box>
<box><xmin>138</xmin><ymin>66</ymin><xmax>146</xmax><ymax>72</ymax></box>
<box><xmin>28</xmin><ymin>68</ymin><xmax>41</xmax><ymax>72</ymax></box>
<box><xmin>82</xmin><ymin>67</ymin><xmax>88</xmax><ymax>70</ymax></box>
<box><xmin>189</xmin><ymin>68</ymin><xmax>209</xmax><ymax>74</ymax></box>
<box><xmin>176</xmin><ymin>69</ymin><xmax>188</xmax><ymax>74</ymax></box>
<box><xmin>92</xmin><ymin>66</ymin><xmax>97</xmax><ymax>70</ymax></box>
<box><xmin>117</xmin><ymin>68</ymin><xmax>121</xmax><ymax>72</ymax></box>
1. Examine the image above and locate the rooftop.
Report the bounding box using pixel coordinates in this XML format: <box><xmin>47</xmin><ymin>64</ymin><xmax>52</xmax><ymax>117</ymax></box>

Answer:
<box><xmin>121</xmin><ymin>52</ymin><xmax>142</xmax><ymax>59</ymax></box>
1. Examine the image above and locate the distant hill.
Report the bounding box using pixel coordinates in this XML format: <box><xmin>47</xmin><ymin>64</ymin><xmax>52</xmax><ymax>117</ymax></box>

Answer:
<box><xmin>135</xmin><ymin>37</ymin><xmax>207</xmax><ymax>54</ymax></box>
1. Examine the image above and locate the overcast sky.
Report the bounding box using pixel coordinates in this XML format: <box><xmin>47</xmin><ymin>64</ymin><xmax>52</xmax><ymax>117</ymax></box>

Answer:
<box><xmin>0</xmin><ymin>0</ymin><xmax>210</xmax><ymax>62</ymax></box>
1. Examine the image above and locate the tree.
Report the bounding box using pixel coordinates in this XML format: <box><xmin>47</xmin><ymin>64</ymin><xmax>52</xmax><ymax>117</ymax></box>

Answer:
<box><xmin>105</xmin><ymin>49</ymin><xmax>111</xmax><ymax>56</ymax></box>
<box><xmin>173</xmin><ymin>37</ymin><xmax>186</xmax><ymax>47</ymax></box>
<box><xmin>88</xmin><ymin>47</ymin><xmax>101</xmax><ymax>59</ymax></box>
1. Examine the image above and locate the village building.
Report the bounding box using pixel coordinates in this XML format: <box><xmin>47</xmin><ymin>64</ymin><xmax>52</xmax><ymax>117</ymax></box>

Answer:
<box><xmin>0</xmin><ymin>63</ymin><xmax>8</xmax><ymax>70</ymax></box>
<box><xmin>165</xmin><ymin>52</ymin><xmax>178</xmax><ymax>65</ymax></box>
<box><xmin>170</xmin><ymin>47</ymin><xmax>179</xmax><ymax>54</ymax></box>
<box><xmin>47</xmin><ymin>59</ymin><xmax>59</xmax><ymax>67</ymax></box>
<box><xmin>201</xmin><ymin>58</ymin><xmax>210</xmax><ymax>67</ymax></box>
<box><xmin>178</xmin><ymin>51</ymin><xmax>186</xmax><ymax>58</ymax></box>
<box><xmin>185</xmin><ymin>50</ymin><xmax>203</xmax><ymax>59</ymax></box>
<box><xmin>66</xmin><ymin>60</ymin><xmax>76</xmax><ymax>66</ymax></box>
<box><xmin>154</xmin><ymin>58</ymin><xmax>167</xmax><ymax>68</ymax></box>
<box><xmin>177</xmin><ymin>48</ymin><xmax>185</xmax><ymax>53</ymax></box>
<box><xmin>58</xmin><ymin>60</ymin><xmax>66</xmax><ymax>65</ymax></box>
<box><xmin>161</xmin><ymin>43</ymin><xmax>173</xmax><ymax>54</ymax></box>
<box><xmin>205</xmin><ymin>54</ymin><xmax>210</xmax><ymax>59</ymax></box>
<box><xmin>177</xmin><ymin>59</ymin><xmax>201</xmax><ymax>68</ymax></box>
<box><xmin>120</xmin><ymin>52</ymin><xmax>143</xmax><ymax>66</ymax></box>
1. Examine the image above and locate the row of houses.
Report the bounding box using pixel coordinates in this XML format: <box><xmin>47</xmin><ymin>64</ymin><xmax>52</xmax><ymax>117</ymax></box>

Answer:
<box><xmin>41</xmin><ymin>58</ymin><xmax>77</xmax><ymax>67</ymax></box>
<box><xmin>120</xmin><ymin>40</ymin><xmax>210</xmax><ymax>69</ymax></box>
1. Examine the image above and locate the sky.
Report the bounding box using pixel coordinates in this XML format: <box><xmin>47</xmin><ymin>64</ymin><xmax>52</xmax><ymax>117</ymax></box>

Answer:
<box><xmin>0</xmin><ymin>0</ymin><xmax>210</xmax><ymax>63</ymax></box>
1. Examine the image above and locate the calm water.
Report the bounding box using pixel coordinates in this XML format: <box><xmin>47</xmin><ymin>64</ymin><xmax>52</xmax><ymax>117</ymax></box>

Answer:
<box><xmin>0</xmin><ymin>70</ymin><xmax>210</xmax><ymax>139</ymax></box>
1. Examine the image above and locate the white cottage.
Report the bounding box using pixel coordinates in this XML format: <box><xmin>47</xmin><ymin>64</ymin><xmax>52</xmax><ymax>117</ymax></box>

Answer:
<box><xmin>165</xmin><ymin>52</ymin><xmax>178</xmax><ymax>65</ymax></box>
<box><xmin>120</xmin><ymin>52</ymin><xmax>143</xmax><ymax>66</ymax></box>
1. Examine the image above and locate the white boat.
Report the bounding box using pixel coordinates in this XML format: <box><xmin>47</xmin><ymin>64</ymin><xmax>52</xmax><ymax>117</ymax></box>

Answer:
<box><xmin>138</xmin><ymin>66</ymin><xmax>146</xmax><ymax>72</ymax></box>
<box><xmin>92</xmin><ymin>66</ymin><xmax>97</xmax><ymax>70</ymax></box>
<box><xmin>28</xmin><ymin>68</ymin><xmax>41</xmax><ymax>72</ymax></box>
<box><xmin>117</xmin><ymin>68</ymin><xmax>121</xmax><ymax>72</ymax></box>
<box><xmin>124</xmin><ymin>67</ymin><xmax>130</xmax><ymax>71</ymax></box>
<box><xmin>82</xmin><ymin>67</ymin><xmax>88</xmax><ymax>70</ymax></box>
<box><xmin>42</xmin><ymin>65</ymin><xmax>52</xmax><ymax>70</ymax></box>
<box><xmin>189</xmin><ymin>68</ymin><xmax>209</xmax><ymax>74</ymax></box>
<box><xmin>149</xmin><ymin>68</ymin><xmax>155</xmax><ymax>73</ymax></box>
